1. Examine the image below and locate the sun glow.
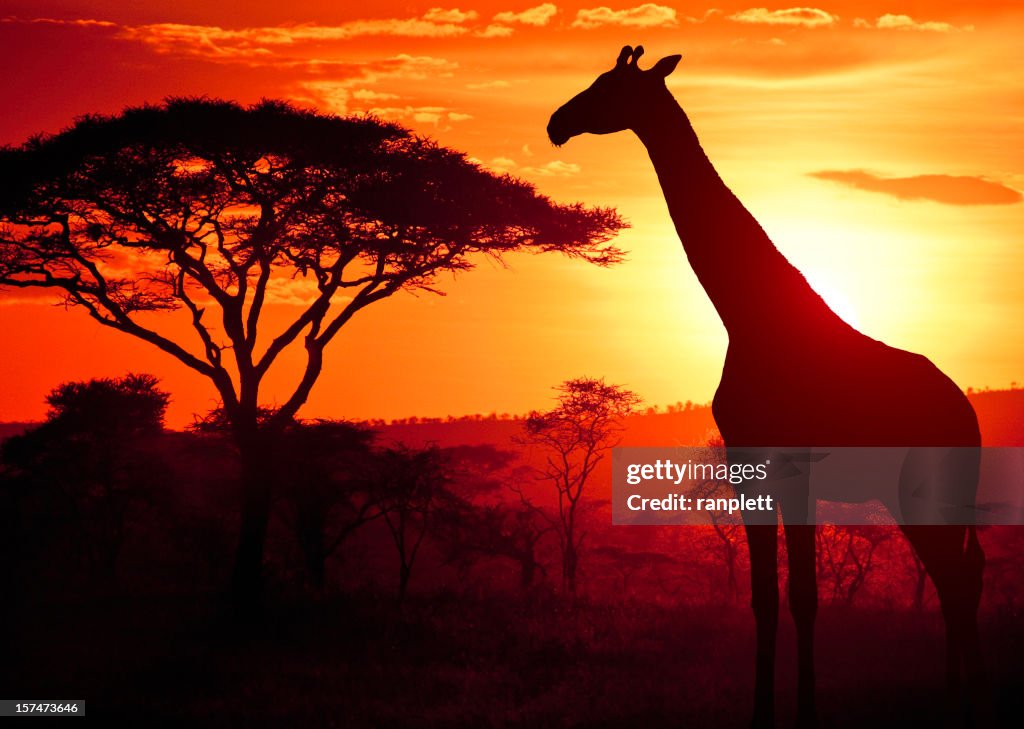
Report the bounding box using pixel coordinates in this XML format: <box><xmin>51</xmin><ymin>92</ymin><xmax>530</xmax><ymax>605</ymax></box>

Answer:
<box><xmin>0</xmin><ymin>2</ymin><xmax>1021</xmax><ymax>427</ymax></box>
<box><xmin>812</xmin><ymin>281</ymin><xmax>861</xmax><ymax>329</ymax></box>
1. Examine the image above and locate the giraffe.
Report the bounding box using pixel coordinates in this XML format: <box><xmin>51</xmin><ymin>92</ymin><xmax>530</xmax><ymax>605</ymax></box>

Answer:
<box><xmin>547</xmin><ymin>46</ymin><xmax>986</xmax><ymax>727</ymax></box>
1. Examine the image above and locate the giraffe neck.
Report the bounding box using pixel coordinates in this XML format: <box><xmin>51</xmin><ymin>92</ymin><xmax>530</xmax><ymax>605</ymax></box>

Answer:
<box><xmin>632</xmin><ymin>91</ymin><xmax>848</xmax><ymax>344</ymax></box>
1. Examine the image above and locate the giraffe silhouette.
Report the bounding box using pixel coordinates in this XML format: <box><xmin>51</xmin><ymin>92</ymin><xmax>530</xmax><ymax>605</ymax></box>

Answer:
<box><xmin>548</xmin><ymin>46</ymin><xmax>986</xmax><ymax>727</ymax></box>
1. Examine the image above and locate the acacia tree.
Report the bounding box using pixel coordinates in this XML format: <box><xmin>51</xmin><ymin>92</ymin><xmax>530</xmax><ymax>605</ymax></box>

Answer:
<box><xmin>0</xmin><ymin>99</ymin><xmax>625</xmax><ymax>606</ymax></box>
<box><xmin>517</xmin><ymin>377</ymin><xmax>641</xmax><ymax>595</ymax></box>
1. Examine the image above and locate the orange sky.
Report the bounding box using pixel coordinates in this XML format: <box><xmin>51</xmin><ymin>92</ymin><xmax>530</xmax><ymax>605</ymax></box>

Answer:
<box><xmin>1</xmin><ymin>2</ymin><xmax>1022</xmax><ymax>428</ymax></box>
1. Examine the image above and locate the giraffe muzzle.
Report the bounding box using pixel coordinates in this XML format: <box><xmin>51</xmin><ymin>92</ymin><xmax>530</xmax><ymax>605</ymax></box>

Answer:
<box><xmin>546</xmin><ymin>110</ymin><xmax>572</xmax><ymax>147</ymax></box>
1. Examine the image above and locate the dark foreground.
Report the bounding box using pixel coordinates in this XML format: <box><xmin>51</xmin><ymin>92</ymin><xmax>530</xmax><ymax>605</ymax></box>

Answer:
<box><xmin>4</xmin><ymin>592</ymin><xmax>1022</xmax><ymax>728</ymax></box>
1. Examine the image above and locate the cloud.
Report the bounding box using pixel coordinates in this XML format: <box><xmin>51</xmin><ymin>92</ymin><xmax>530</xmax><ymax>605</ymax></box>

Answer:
<box><xmin>264</xmin><ymin>278</ymin><xmax>345</xmax><ymax>306</ymax></box>
<box><xmin>374</xmin><ymin>54</ymin><xmax>458</xmax><ymax>79</ymax></box>
<box><xmin>521</xmin><ymin>160</ymin><xmax>581</xmax><ymax>176</ymax></box>
<box><xmin>0</xmin><ymin>287</ymin><xmax>65</xmax><ymax>306</ymax></box>
<box><xmin>4</xmin><ymin>12</ymin><xmax>516</xmax><ymax>65</ymax></box>
<box><xmin>351</xmin><ymin>89</ymin><xmax>399</xmax><ymax>101</ymax></box>
<box><xmin>487</xmin><ymin>157</ymin><xmax>519</xmax><ymax>173</ymax></box>
<box><xmin>294</xmin><ymin>55</ymin><xmax>459</xmax><ymax>113</ymax></box>
<box><xmin>113</xmin><ymin>11</ymin><xmax>477</xmax><ymax>62</ymax></box>
<box><xmin>298</xmin><ymin>82</ymin><xmax>353</xmax><ymax>114</ymax></box>
<box><xmin>493</xmin><ymin>4</ymin><xmax>558</xmax><ymax>26</ymax></box>
<box><xmin>477</xmin><ymin>24</ymin><xmax>515</xmax><ymax>37</ymax></box>
<box><xmin>809</xmin><ymin>170</ymin><xmax>1022</xmax><ymax>206</ymax></box>
<box><xmin>728</xmin><ymin>7</ymin><xmax>839</xmax><ymax>28</ymax></box>
<box><xmin>8</xmin><ymin>14</ymin><xmax>476</xmax><ymax>53</ymax></box>
<box><xmin>685</xmin><ymin>9</ymin><xmax>722</xmax><ymax>24</ymax></box>
<box><xmin>871</xmin><ymin>14</ymin><xmax>973</xmax><ymax>33</ymax></box>
<box><xmin>572</xmin><ymin>4</ymin><xmax>678</xmax><ymax>29</ymax></box>
<box><xmin>422</xmin><ymin>8</ymin><xmax>479</xmax><ymax>23</ymax></box>
<box><xmin>365</xmin><ymin>105</ymin><xmax>474</xmax><ymax>127</ymax></box>
<box><xmin>0</xmin><ymin>17</ymin><xmax>116</xmax><ymax>29</ymax></box>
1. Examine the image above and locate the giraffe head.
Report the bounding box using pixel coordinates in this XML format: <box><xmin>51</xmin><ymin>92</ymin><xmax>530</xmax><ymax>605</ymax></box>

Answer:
<box><xmin>547</xmin><ymin>45</ymin><xmax>682</xmax><ymax>146</ymax></box>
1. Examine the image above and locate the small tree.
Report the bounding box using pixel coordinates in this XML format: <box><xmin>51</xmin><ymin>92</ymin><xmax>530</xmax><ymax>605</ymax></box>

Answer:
<box><xmin>274</xmin><ymin>420</ymin><xmax>379</xmax><ymax>590</ymax></box>
<box><xmin>0</xmin><ymin>99</ymin><xmax>626</xmax><ymax>606</ymax></box>
<box><xmin>816</xmin><ymin>525</ymin><xmax>893</xmax><ymax>606</ymax></box>
<box><xmin>2</xmin><ymin>374</ymin><xmax>170</xmax><ymax>585</ymax></box>
<box><xmin>691</xmin><ymin>437</ymin><xmax>745</xmax><ymax>602</ymax></box>
<box><xmin>517</xmin><ymin>377</ymin><xmax>641</xmax><ymax>595</ymax></box>
<box><xmin>439</xmin><ymin>499</ymin><xmax>552</xmax><ymax>593</ymax></box>
<box><xmin>374</xmin><ymin>444</ymin><xmax>453</xmax><ymax>603</ymax></box>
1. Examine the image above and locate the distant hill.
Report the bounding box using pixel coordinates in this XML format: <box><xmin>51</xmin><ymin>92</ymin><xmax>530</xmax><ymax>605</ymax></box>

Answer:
<box><xmin>967</xmin><ymin>388</ymin><xmax>1024</xmax><ymax>446</ymax></box>
<box><xmin>1</xmin><ymin>388</ymin><xmax>1021</xmax><ymax>448</ymax></box>
<box><xmin>0</xmin><ymin>422</ymin><xmax>36</xmax><ymax>441</ymax></box>
<box><xmin>379</xmin><ymin>388</ymin><xmax>1024</xmax><ymax>449</ymax></box>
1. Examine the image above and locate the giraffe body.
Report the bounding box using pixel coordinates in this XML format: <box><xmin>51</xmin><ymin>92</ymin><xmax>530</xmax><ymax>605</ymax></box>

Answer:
<box><xmin>549</xmin><ymin>46</ymin><xmax>986</xmax><ymax>727</ymax></box>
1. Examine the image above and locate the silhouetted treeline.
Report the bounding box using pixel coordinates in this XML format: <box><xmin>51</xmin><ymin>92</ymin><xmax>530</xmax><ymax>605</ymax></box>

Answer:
<box><xmin>3</xmin><ymin>376</ymin><xmax>1024</xmax><ymax>613</ymax></box>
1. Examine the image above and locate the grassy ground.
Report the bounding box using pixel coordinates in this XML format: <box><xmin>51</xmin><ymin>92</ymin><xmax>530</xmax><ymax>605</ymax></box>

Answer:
<box><xmin>6</xmin><ymin>592</ymin><xmax>1022</xmax><ymax>728</ymax></box>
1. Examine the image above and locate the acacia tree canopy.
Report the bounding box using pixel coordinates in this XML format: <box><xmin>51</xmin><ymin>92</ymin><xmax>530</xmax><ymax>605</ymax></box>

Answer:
<box><xmin>0</xmin><ymin>98</ymin><xmax>626</xmax><ymax>429</ymax></box>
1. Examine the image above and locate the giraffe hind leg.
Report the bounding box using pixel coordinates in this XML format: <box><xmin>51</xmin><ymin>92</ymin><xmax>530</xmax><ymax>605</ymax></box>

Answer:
<box><xmin>899</xmin><ymin>524</ymin><xmax>987</xmax><ymax>725</ymax></box>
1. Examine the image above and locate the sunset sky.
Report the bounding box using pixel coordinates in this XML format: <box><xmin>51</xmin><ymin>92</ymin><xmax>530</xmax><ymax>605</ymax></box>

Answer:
<box><xmin>1</xmin><ymin>2</ymin><xmax>1021</xmax><ymax>428</ymax></box>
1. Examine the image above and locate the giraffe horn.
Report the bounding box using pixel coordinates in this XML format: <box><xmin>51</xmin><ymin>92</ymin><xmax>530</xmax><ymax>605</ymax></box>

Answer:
<box><xmin>630</xmin><ymin>46</ymin><xmax>645</xmax><ymax>65</ymax></box>
<box><xmin>616</xmin><ymin>46</ymin><xmax>632</xmax><ymax>66</ymax></box>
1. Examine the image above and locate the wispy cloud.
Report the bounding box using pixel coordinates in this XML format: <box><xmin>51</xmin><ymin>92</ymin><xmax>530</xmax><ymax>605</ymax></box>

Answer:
<box><xmin>855</xmin><ymin>14</ymin><xmax>974</xmax><ymax>33</ymax></box>
<box><xmin>521</xmin><ymin>160</ymin><xmax>581</xmax><ymax>176</ymax></box>
<box><xmin>297</xmin><ymin>82</ymin><xmax>354</xmax><ymax>114</ymax></box>
<box><xmin>478</xmin><ymin>4</ymin><xmax>558</xmax><ymax>38</ymax></box>
<box><xmin>294</xmin><ymin>55</ymin><xmax>459</xmax><ymax>114</ymax></box>
<box><xmin>5</xmin><ymin>9</ymin><xmax>473</xmax><ymax>65</ymax></box>
<box><xmin>265</xmin><ymin>278</ymin><xmax>349</xmax><ymax>306</ymax></box>
<box><xmin>351</xmin><ymin>89</ymin><xmax>399</xmax><ymax>101</ymax></box>
<box><xmin>120</xmin><ymin>16</ymin><xmax>471</xmax><ymax>59</ymax></box>
<box><xmin>728</xmin><ymin>7</ymin><xmax>839</xmax><ymax>28</ymax></box>
<box><xmin>493</xmin><ymin>4</ymin><xmax>559</xmax><ymax>26</ymax></box>
<box><xmin>367</xmin><ymin>105</ymin><xmax>473</xmax><ymax>127</ymax></box>
<box><xmin>810</xmin><ymin>170</ymin><xmax>1021</xmax><ymax>206</ymax></box>
<box><xmin>684</xmin><ymin>9</ymin><xmax>722</xmax><ymax>24</ymax></box>
<box><xmin>477</xmin><ymin>24</ymin><xmax>516</xmax><ymax>37</ymax></box>
<box><xmin>0</xmin><ymin>17</ymin><xmax>116</xmax><ymax>29</ymax></box>
<box><xmin>422</xmin><ymin>8</ymin><xmax>479</xmax><ymax>24</ymax></box>
<box><xmin>572</xmin><ymin>4</ymin><xmax>678</xmax><ymax>29</ymax></box>
<box><xmin>476</xmin><ymin>156</ymin><xmax>519</xmax><ymax>174</ymax></box>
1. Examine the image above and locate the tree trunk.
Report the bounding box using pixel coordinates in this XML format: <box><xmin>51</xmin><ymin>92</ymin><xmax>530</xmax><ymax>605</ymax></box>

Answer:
<box><xmin>231</xmin><ymin>430</ymin><xmax>275</xmax><ymax>612</ymax></box>
<box><xmin>398</xmin><ymin>561</ymin><xmax>411</xmax><ymax>604</ymax></box>
<box><xmin>726</xmin><ymin>544</ymin><xmax>738</xmax><ymax>602</ymax></box>
<box><xmin>519</xmin><ymin>558</ymin><xmax>536</xmax><ymax>592</ymax></box>
<box><xmin>304</xmin><ymin>540</ymin><xmax>327</xmax><ymax>591</ymax></box>
<box><xmin>564</xmin><ymin>541</ymin><xmax>578</xmax><ymax>595</ymax></box>
<box><xmin>297</xmin><ymin>508</ymin><xmax>327</xmax><ymax>590</ymax></box>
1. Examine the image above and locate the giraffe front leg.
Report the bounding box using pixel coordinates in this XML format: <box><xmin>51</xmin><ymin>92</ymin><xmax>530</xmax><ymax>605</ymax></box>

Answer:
<box><xmin>744</xmin><ymin>520</ymin><xmax>779</xmax><ymax>729</ymax></box>
<box><xmin>783</xmin><ymin>523</ymin><xmax>819</xmax><ymax>729</ymax></box>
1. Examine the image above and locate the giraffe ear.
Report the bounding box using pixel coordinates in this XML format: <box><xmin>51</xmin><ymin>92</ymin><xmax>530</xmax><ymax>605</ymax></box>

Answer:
<box><xmin>616</xmin><ymin>46</ymin><xmax>633</xmax><ymax>67</ymax></box>
<box><xmin>651</xmin><ymin>54</ymin><xmax>682</xmax><ymax>78</ymax></box>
